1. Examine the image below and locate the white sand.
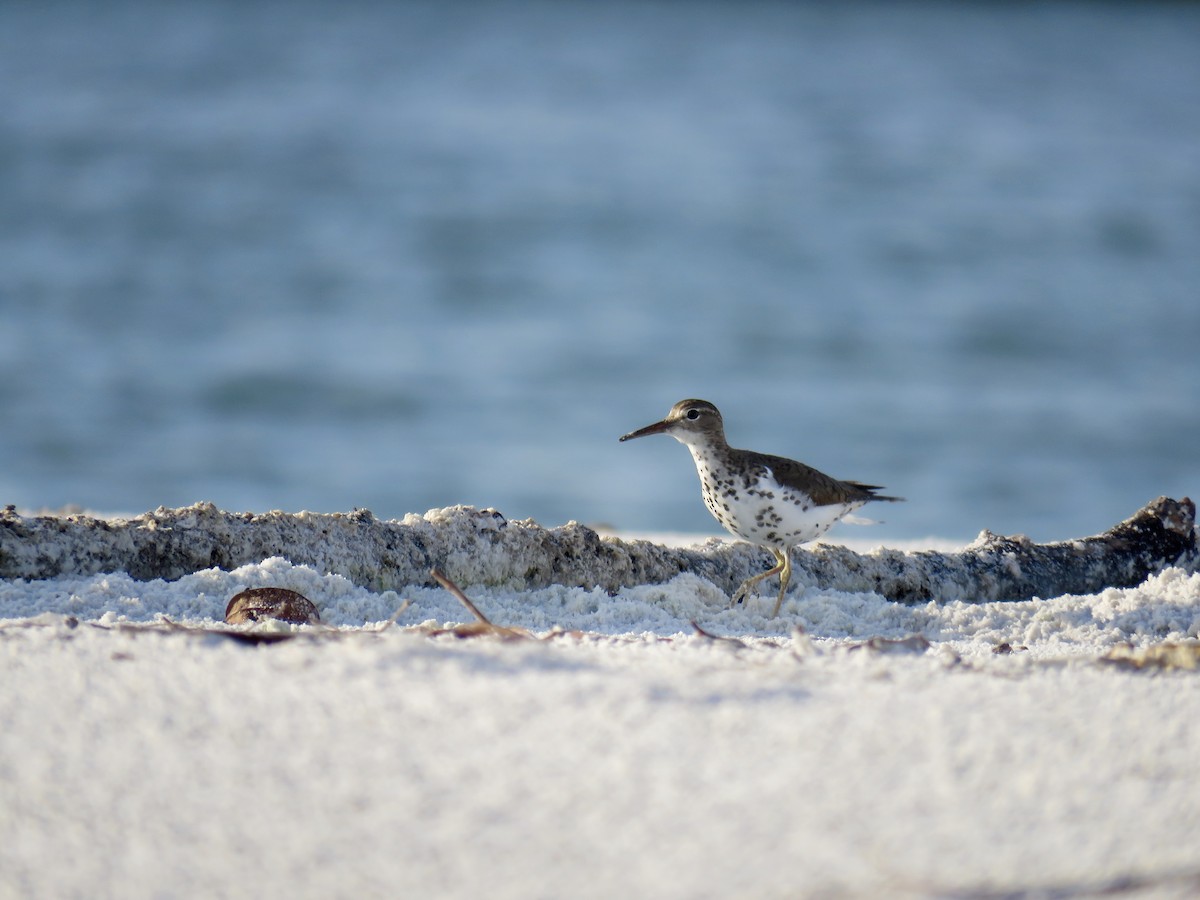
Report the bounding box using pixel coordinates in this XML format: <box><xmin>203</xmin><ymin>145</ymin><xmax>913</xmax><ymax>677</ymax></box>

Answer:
<box><xmin>3</xmin><ymin>543</ymin><xmax>1200</xmax><ymax>898</ymax></box>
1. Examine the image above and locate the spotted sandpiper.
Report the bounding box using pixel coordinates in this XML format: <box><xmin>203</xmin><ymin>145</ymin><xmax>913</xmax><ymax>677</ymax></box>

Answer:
<box><xmin>619</xmin><ymin>399</ymin><xmax>902</xmax><ymax>617</ymax></box>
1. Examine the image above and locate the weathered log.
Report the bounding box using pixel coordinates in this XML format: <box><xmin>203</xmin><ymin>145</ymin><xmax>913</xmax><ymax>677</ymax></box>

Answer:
<box><xmin>1</xmin><ymin>497</ymin><xmax>1195</xmax><ymax>604</ymax></box>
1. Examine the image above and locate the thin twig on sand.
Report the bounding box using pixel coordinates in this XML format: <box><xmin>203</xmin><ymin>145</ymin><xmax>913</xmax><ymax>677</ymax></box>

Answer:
<box><xmin>430</xmin><ymin>568</ymin><xmax>530</xmax><ymax>640</ymax></box>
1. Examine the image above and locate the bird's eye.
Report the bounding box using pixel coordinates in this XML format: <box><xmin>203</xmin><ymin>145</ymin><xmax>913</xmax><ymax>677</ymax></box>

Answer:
<box><xmin>686</xmin><ymin>408</ymin><xmax>701</xmax><ymax>420</ymax></box>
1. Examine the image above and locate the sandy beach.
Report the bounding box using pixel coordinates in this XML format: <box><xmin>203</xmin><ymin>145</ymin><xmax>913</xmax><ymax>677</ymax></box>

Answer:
<box><xmin>3</xmin><ymin>525</ymin><xmax>1199</xmax><ymax>898</ymax></box>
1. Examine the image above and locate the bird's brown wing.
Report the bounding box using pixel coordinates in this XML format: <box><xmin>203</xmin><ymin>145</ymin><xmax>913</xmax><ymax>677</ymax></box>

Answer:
<box><xmin>750</xmin><ymin>453</ymin><xmax>903</xmax><ymax>506</ymax></box>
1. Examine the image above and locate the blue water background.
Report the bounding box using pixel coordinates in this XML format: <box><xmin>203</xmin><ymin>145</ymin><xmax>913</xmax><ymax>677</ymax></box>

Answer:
<box><xmin>2</xmin><ymin>1</ymin><xmax>1199</xmax><ymax>542</ymax></box>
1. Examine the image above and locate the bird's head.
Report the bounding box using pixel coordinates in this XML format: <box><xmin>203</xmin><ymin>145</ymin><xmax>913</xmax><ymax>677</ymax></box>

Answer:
<box><xmin>619</xmin><ymin>399</ymin><xmax>726</xmax><ymax>447</ymax></box>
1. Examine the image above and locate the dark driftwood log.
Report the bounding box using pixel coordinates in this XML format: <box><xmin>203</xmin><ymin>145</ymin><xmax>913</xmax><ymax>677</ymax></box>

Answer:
<box><xmin>1</xmin><ymin>497</ymin><xmax>1195</xmax><ymax>604</ymax></box>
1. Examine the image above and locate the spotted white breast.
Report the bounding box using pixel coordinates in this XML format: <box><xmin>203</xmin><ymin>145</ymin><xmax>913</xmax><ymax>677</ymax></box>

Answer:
<box><xmin>689</xmin><ymin>451</ymin><xmax>864</xmax><ymax>548</ymax></box>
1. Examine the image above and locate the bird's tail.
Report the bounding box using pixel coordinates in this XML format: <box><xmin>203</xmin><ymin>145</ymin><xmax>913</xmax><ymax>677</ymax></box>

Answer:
<box><xmin>846</xmin><ymin>481</ymin><xmax>905</xmax><ymax>503</ymax></box>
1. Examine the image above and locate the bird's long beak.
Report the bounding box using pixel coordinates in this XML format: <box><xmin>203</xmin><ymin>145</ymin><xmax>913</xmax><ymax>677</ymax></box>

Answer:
<box><xmin>619</xmin><ymin>418</ymin><xmax>673</xmax><ymax>442</ymax></box>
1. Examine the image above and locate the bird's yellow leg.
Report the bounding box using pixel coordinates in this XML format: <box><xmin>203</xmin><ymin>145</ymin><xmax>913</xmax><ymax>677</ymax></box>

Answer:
<box><xmin>770</xmin><ymin>548</ymin><xmax>792</xmax><ymax>618</ymax></box>
<box><xmin>731</xmin><ymin>547</ymin><xmax>788</xmax><ymax>610</ymax></box>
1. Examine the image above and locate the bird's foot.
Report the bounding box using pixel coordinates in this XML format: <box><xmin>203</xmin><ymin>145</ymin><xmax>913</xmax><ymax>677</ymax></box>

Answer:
<box><xmin>771</xmin><ymin>583</ymin><xmax>804</xmax><ymax>618</ymax></box>
<box><xmin>729</xmin><ymin>580</ymin><xmax>757</xmax><ymax>609</ymax></box>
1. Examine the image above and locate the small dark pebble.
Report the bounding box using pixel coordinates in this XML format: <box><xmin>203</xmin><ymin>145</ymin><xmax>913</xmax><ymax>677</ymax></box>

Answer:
<box><xmin>225</xmin><ymin>587</ymin><xmax>320</xmax><ymax>625</ymax></box>
<box><xmin>993</xmin><ymin>642</ymin><xmax>1029</xmax><ymax>655</ymax></box>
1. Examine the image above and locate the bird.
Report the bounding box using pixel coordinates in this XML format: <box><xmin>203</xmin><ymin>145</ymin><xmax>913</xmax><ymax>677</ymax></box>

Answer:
<box><xmin>619</xmin><ymin>399</ymin><xmax>902</xmax><ymax>617</ymax></box>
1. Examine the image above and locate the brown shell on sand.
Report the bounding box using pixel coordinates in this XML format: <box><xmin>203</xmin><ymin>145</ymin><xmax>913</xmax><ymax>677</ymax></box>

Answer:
<box><xmin>225</xmin><ymin>587</ymin><xmax>320</xmax><ymax>625</ymax></box>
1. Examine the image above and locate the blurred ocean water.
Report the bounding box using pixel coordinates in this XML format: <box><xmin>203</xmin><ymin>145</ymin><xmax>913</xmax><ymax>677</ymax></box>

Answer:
<box><xmin>1</xmin><ymin>1</ymin><xmax>1198</xmax><ymax>542</ymax></box>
